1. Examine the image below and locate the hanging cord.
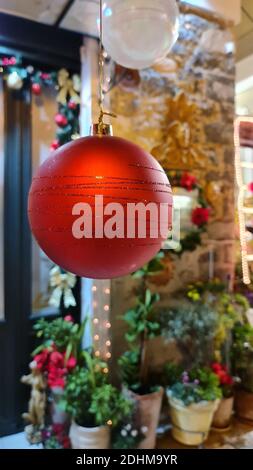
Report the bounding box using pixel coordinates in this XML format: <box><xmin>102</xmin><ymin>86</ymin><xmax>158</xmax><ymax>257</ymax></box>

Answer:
<box><xmin>98</xmin><ymin>0</ymin><xmax>116</xmax><ymax>133</ymax></box>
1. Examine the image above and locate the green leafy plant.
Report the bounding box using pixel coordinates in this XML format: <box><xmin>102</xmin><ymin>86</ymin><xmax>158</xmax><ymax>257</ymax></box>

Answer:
<box><xmin>132</xmin><ymin>252</ymin><xmax>165</xmax><ymax>279</ymax></box>
<box><xmin>32</xmin><ymin>315</ymin><xmax>86</xmax><ymax>360</ymax></box>
<box><xmin>167</xmin><ymin>366</ymin><xmax>222</xmax><ymax>406</ymax></box>
<box><xmin>118</xmin><ymin>289</ymin><xmax>160</xmax><ymax>392</ymax></box>
<box><xmin>185</xmin><ymin>280</ymin><xmax>249</xmax><ymax>361</ymax></box>
<box><xmin>160</xmin><ymin>302</ymin><xmax>218</xmax><ymax>367</ymax></box>
<box><xmin>232</xmin><ymin>323</ymin><xmax>253</xmax><ymax>393</ymax></box>
<box><xmin>111</xmin><ymin>412</ymin><xmax>147</xmax><ymax>449</ymax></box>
<box><xmin>62</xmin><ymin>352</ymin><xmax>132</xmax><ymax>427</ymax></box>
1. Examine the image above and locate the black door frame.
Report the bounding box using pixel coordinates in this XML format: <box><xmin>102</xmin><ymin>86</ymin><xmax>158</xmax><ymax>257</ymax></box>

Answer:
<box><xmin>0</xmin><ymin>12</ymin><xmax>84</xmax><ymax>436</ymax></box>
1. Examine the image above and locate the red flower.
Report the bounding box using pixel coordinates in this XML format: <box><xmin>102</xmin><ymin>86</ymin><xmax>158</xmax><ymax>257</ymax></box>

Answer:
<box><xmin>55</xmin><ymin>113</ymin><xmax>68</xmax><ymax>127</ymax></box>
<box><xmin>191</xmin><ymin>207</ymin><xmax>209</xmax><ymax>227</ymax></box>
<box><xmin>211</xmin><ymin>362</ymin><xmax>222</xmax><ymax>373</ymax></box>
<box><xmin>66</xmin><ymin>356</ymin><xmax>77</xmax><ymax>370</ymax></box>
<box><xmin>48</xmin><ymin>376</ymin><xmax>65</xmax><ymax>389</ymax></box>
<box><xmin>31</xmin><ymin>83</ymin><xmax>41</xmax><ymax>96</ymax></box>
<box><xmin>50</xmin><ymin>139</ymin><xmax>60</xmax><ymax>151</ymax></box>
<box><xmin>50</xmin><ymin>351</ymin><xmax>64</xmax><ymax>368</ymax></box>
<box><xmin>180</xmin><ymin>173</ymin><xmax>197</xmax><ymax>191</ymax></box>
<box><xmin>212</xmin><ymin>363</ymin><xmax>234</xmax><ymax>386</ymax></box>
<box><xmin>248</xmin><ymin>182</ymin><xmax>253</xmax><ymax>193</ymax></box>
<box><xmin>62</xmin><ymin>436</ymin><xmax>71</xmax><ymax>449</ymax></box>
<box><xmin>64</xmin><ymin>314</ymin><xmax>73</xmax><ymax>322</ymax></box>
<box><xmin>34</xmin><ymin>349</ymin><xmax>50</xmax><ymax>371</ymax></box>
<box><xmin>52</xmin><ymin>423</ymin><xmax>65</xmax><ymax>435</ymax></box>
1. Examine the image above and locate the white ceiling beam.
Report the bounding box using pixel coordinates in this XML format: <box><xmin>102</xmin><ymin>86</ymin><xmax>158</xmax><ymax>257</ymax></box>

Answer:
<box><xmin>183</xmin><ymin>0</ymin><xmax>241</xmax><ymax>25</ymax></box>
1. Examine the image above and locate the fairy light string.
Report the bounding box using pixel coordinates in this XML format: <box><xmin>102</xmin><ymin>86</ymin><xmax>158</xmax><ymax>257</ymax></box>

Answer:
<box><xmin>234</xmin><ymin>116</ymin><xmax>252</xmax><ymax>285</ymax></box>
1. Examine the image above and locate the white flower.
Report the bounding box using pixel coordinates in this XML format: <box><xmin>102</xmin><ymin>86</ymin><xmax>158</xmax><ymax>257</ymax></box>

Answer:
<box><xmin>125</xmin><ymin>424</ymin><xmax>131</xmax><ymax>431</ymax></box>
<box><xmin>131</xmin><ymin>430</ymin><xmax>138</xmax><ymax>437</ymax></box>
<box><xmin>121</xmin><ymin>429</ymin><xmax>127</xmax><ymax>437</ymax></box>
<box><xmin>141</xmin><ymin>426</ymin><xmax>148</xmax><ymax>434</ymax></box>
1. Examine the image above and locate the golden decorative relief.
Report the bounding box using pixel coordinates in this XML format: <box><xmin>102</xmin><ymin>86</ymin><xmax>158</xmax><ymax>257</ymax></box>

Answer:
<box><xmin>57</xmin><ymin>68</ymin><xmax>81</xmax><ymax>105</ymax></box>
<box><xmin>151</xmin><ymin>92</ymin><xmax>207</xmax><ymax>170</ymax></box>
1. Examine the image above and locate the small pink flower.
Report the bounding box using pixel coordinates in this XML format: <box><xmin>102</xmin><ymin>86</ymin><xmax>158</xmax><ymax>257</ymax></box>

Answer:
<box><xmin>64</xmin><ymin>315</ymin><xmax>73</xmax><ymax>323</ymax></box>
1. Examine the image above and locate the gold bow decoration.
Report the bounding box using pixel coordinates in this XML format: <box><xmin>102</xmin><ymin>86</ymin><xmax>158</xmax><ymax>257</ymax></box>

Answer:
<box><xmin>49</xmin><ymin>265</ymin><xmax>77</xmax><ymax>308</ymax></box>
<box><xmin>57</xmin><ymin>68</ymin><xmax>81</xmax><ymax>105</ymax></box>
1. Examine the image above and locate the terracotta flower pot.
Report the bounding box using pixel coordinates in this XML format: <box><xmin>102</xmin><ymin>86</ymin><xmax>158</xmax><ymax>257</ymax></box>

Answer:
<box><xmin>235</xmin><ymin>389</ymin><xmax>253</xmax><ymax>422</ymax></box>
<box><xmin>212</xmin><ymin>396</ymin><xmax>234</xmax><ymax>430</ymax></box>
<box><xmin>69</xmin><ymin>421</ymin><xmax>110</xmax><ymax>449</ymax></box>
<box><xmin>125</xmin><ymin>387</ymin><xmax>163</xmax><ymax>449</ymax></box>
<box><xmin>168</xmin><ymin>396</ymin><xmax>220</xmax><ymax>446</ymax></box>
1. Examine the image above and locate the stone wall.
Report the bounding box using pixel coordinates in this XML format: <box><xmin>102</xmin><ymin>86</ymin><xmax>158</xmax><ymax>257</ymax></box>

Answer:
<box><xmin>108</xmin><ymin>13</ymin><xmax>236</xmax><ymax>373</ymax></box>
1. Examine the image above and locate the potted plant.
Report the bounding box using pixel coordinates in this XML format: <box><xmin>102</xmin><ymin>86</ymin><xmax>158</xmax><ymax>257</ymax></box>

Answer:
<box><xmin>161</xmin><ymin>302</ymin><xmax>218</xmax><ymax>367</ymax></box>
<box><xmin>62</xmin><ymin>351</ymin><xmax>132</xmax><ymax>449</ymax></box>
<box><xmin>118</xmin><ymin>289</ymin><xmax>163</xmax><ymax>449</ymax></box>
<box><xmin>166</xmin><ymin>366</ymin><xmax>221</xmax><ymax>446</ymax></box>
<box><xmin>232</xmin><ymin>323</ymin><xmax>253</xmax><ymax>422</ymax></box>
<box><xmin>211</xmin><ymin>363</ymin><xmax>235</xmax><ymax>430</ymax></box>
<box><xmin>31</xmin><ymin>314</ymin><xmax>84</xmax><ymax>425</ymax></box>
<box><xmin>41</xmin><ymin>423</ymin><xmax>71</xmax><ymax>449</ymax></box>
<box><xmin>185</xmin><ymin>279</ymin><xmax>249</xmax><ymax>362</ymax></box>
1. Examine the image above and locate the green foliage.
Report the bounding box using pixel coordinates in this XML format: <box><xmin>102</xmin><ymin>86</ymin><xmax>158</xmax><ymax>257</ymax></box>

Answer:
<box><xmin>90</xmin><ymin>384</ymin><xmax>132</xmax><ymax>427</ymax></box>
<box><xmin>111</xmin><ymin>416</ymin><xmax>145</xmax><ymax>449</ymax></box>
<box><xmin>185</xmin><ymin>280</ymin><xmax>249</xmax><ymax>360</ymax></box>
<box><xmin>32</xmin><ymin>317</ymin><xmax>86</xmax><ymax>359</ymax></box>
<box><xmin>175</xmin><ymin>230</ymin><xmax>202</xmax><ymax>255</ymax></box>
<box><xmin>56</xmin><ymin>103</ymin><xmax>80</xmax><ymax>146</ymax></box>
<box><xmin>62</xmin><ymin>354</ymin><xmax>132</xmax><ymax>427</ymax></box>
<box><xmin>122</xmin><ymin>290</ymin><xmax>160</xmax><ymax>344</ymax></box>
<box><xmin>167</xmin><ymin>367</ymin><xmax>222</xmax><ymax>406</ymax></box>
<box><xmin>232</xmin><ymin>323</ymin><xmax>253</xmax><ymax>393</ymax></box>
<box><xmin>160</xmin><ymin>302</ymin><xmax>218</xmax><ymax>366</ymax></box>
<box><xmin>162</xmin><ymin>362</ymin><xmax>184</xmax><ymax>387</ymax></box>
<box><xmin>132</xmin><ymin>252</ymin><xmax>165</xmax><ymax>279</ymax></box>
<box><xmin>44</xmin><ymin>436</ymin><xmax>63</xmax><ymax>449</ymax></box>
<box><xmin>118</xmin><ymin>349</ymin><xmax>141</xmax><ymax>391</ymax></box>
<box><xmin>118</xmin><ymin>289</ymin><xmax>160</xmax><ymax>390</ymax></box>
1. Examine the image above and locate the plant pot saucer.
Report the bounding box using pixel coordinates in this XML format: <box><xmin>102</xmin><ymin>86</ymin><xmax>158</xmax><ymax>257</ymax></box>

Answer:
<box><xmin>211</xmin><ymin>424</ymin><xmax>232</xmax><ymax>433</ymax></box>
<box><xmin>236</xmin><ymin>416</ymin><xmax>253</xmax><ymax>426</ymax></box>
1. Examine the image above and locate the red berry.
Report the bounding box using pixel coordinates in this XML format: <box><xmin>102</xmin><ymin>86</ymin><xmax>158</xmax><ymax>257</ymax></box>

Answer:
<box><xmin>55</xmin><ymin>113</ymin><xmax>68</xmax><ymax>127</ymax></box>
<box><xmin>32</xmin><ymin>83</ymin><xmax>41</xmax><ymax>96</ymax></box>
<box><xmin>68</xmin><ymin>100</ymin><xmax>77</xmax><ymax>110</ymax></box>
<box><xmin>50</xmin><ymin>139</ymin><xmax>60</xmax><ymax>151</ymax></box>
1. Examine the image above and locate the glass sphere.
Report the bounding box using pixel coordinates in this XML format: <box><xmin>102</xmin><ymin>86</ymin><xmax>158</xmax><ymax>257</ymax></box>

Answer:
<box><xmin>102</xmin><ymin>0</ymin><xmax>179</xmax><ymax>70</ymax></box>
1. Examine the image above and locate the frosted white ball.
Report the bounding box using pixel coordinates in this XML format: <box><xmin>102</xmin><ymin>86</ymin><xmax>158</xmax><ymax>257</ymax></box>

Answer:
<box><xmin>7</xmin><ymin>71</ymin><xmax>23</xmax><ymax>90</ymax></box>
<box><xmin>102</xmin><ymin>0</ymin><xmax>179</xmax><ymax>70</ymax></box>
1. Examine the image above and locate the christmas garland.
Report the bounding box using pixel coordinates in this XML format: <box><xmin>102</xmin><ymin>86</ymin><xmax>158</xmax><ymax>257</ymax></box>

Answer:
<box><xmin>167</xmin><ymin>171</ymin><xmax>210</xmax><ymax>255</ymax></box>
<box><xmin>1</xmin><ymin>54</ymin><xmax>80</xmax><ymax>307</ymax></box>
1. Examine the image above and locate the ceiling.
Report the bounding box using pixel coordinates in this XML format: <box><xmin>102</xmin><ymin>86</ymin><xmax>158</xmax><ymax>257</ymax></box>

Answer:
<box><xmin>0</xmin><ymin>1</ymin><xmax>252</xmax><ymax>62</ymax></box>
<box><xmin>0</xmin><ymin>0</ymin><xmax>100</xmax><ymax>36</ymax></box>
<box><xmin>234</xmin><ymin>0</ymin><xmax>253</xmax><ymax>61</ymax></box>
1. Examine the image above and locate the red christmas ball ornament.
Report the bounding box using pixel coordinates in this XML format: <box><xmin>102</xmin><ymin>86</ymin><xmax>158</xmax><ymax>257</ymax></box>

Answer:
<box><xmin>32</xmin><ymin>82</ymin><xmax>42</xmax><ymax>95</ymax></box>
<box><xmin>68</xmin><ymin>100</ymin><xmax>77</xmax><ymax>110</ymax></box>
<box><xmin>28</xmin><ymin>130</ymin><xmax>172</xmax><ymax>279</ymax></box>
<box><xmin>55</xmin><ymin>113</ymin><xmax>68</xmax><ymax>127</ymax></box>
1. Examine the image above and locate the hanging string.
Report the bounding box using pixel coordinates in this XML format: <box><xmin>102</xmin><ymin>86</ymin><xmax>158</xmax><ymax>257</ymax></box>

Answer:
<box><xmin>98</xmin><ymin>0</ymin><xmax>116</xmax><ymax>132</ymax></box>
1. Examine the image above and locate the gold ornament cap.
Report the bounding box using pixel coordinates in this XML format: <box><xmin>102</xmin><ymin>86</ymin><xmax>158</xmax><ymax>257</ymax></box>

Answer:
<box><xmin>90</xmin><ymin>123</ymin><xmax>113</xmax><ymax>136</ymax></box>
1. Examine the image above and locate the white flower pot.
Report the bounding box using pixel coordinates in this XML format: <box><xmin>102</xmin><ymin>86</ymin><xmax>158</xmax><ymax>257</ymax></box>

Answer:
<box><xmin>168</xmin><ymin>396</ymin><xmax>220</xmax><ymax>446</ymax></box>
<box><xmin>69</xmin><ymin>421</ymin><xmax>110</xmax><ymax>449</ymax></box>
